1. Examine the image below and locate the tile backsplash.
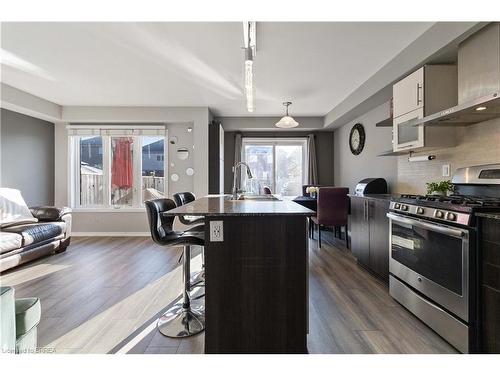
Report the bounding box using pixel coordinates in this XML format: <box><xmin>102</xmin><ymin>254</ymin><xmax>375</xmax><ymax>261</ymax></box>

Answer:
<box><xmin>397</xmin><ymin>117</ymin><xmax>500</xmax><ymax>194</ymax></box>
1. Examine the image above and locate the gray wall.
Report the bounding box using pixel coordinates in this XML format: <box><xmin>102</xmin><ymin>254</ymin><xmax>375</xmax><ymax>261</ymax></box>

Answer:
<box><xmin>167</xmin><ymin>122</ymin><xmax>195</xmax><ymax>196</ymax></box>
<box><xmin>333</xmin><ymin>101</ymin><xmax>397</xmax><ymax>193</ymax></box>
<box><xmin>1</xmin><ymin>108</ymin><xmax>55</xmax><ymax>206</ymax></box>
<box><xmin>223</xmin><ymin>131</ymin><xmax>334</xmax><ymax>194</ymax></box>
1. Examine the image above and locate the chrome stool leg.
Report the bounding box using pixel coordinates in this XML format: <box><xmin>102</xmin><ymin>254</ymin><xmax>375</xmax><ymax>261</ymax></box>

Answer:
<box><xmin>177</xmin><ymin>247</ymin><xmax>205</xmax><ymax>289</ymax></box>
<box><xmin>190</xmin><ymin>247</ymin><xmax>205</xmax><ymax>288</ymax></box>
<box><xmin>157</xmin><ymin>245</ymin><xmax>205</xmax><ymax>337</ymax></box>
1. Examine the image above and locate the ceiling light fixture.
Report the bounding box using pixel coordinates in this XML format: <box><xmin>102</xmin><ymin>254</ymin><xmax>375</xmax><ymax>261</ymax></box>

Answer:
<box><xmin>244</xmin><ymin>47</ymin><xmax>254</xmax><ymax>112</ymax></box>
<box><xmin>243</xmin><ymin>21</ymin><xmax>256</xmax><ymax>51</ymax></box>
<box><xmin>275</xmin><ymin>102</ymin><xmax>299</xmax><ymax>128</ymax></box>
<box><xmin>476</xmin><ymin>106</ymin><xmax>487</xmax><ymax>111</ymax></box>
<box><xmin>243</xmin><ymin>22</ymin><xmax>256</xmax><ymax>113</ymax></box>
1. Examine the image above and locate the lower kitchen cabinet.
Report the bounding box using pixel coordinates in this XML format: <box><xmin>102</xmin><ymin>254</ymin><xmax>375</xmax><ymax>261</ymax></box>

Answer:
<box><xmin>480</xmin><ymin>216</ymin><xmax>500</xmax><ymax>353</ymax></box>
<box><xmin>368</xmin><ymin>199</ymin><xmax>390</xmax><ymax>280</ymax></box>
<box><xmin>350</xmin><ymin>197</ymin><xmax>369</xmax><ymax>266</ymax></box>
<box><xmin>349</xmin><ymin>196</ymin><xmax>390</xmax><ymax>282</ymax></box>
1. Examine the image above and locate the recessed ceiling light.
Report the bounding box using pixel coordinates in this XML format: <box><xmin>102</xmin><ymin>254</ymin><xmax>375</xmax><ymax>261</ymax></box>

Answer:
<box><xmin>476</xmin><ymin>106</ymin><xmax>487</xmax><ymax>111</ymax></box>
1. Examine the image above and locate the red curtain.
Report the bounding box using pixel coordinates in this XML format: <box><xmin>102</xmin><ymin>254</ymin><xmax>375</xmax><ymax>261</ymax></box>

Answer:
<box><xmin>111</xmin><ymin>137</ymin><xmax>133</xmax><ymax>189</ymax></box>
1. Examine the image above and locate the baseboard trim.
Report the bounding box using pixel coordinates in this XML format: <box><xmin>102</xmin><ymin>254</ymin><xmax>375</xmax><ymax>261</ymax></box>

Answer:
<box><xmin>72</xmin><ymin>232</ymin><xmax>150</xmax><ymax>237</ymax></box>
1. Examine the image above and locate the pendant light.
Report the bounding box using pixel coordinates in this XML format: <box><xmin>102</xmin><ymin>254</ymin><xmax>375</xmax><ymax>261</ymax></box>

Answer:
<box><xmin>243</xmin><ymin>22</ymin><xmax>256</xmax><ymax>113</ymax></box>
<box><xmin>244</xmin><ymin>47</ymin><xmax>254</xmax><ymax>112</ymax></box>
<box><xmin>275</xmin><ymin>101</ymin><xmax>299</xmax><ymax>128</ymax></box>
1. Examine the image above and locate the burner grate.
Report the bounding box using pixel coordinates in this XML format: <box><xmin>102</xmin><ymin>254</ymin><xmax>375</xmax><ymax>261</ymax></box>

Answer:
<box><xmin>399</xmin><ymin>194</ymin><xmax>500</xmax><ymax>207</ymax></box>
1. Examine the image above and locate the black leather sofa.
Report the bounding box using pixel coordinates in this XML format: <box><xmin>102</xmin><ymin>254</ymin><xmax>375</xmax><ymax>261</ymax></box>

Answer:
<box><xmin>0</xmin><ymin>207</ymin><xmax>72</xmax><ymax>272</ymax></box>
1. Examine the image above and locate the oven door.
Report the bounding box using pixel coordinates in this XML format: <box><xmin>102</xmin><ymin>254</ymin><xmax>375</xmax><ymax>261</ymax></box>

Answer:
<box><xmin>387</xmin><ymin>212</ymin><xmax>469</xmax><ymax>322</ymax></box>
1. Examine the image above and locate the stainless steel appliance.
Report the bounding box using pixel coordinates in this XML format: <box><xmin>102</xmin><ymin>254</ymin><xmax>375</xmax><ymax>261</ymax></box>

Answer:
<box><xmin>388</xmin><ymin>163</ymin><xmax>500</xmax><ymax>353</ymax></box>
<box><xmin>355</xmin><ymin>178</ymin><xmax>388</xmax><ymax>195</ymax></box>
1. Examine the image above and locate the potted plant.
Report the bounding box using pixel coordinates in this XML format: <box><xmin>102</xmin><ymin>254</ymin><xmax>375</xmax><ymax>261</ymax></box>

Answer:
<box><xmin>426</xmin><ymin>180</ymin><xmax>454</xmax><ymax>196</ymax></box>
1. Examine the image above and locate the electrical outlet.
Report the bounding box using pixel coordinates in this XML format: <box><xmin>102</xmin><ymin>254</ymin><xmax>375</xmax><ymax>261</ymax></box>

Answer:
<box><xmin>210</xmin><ymin>221</ymin><xmax>224</xmax><ymax>242</ymax></box>
<box><xmin>442</xmin><ymin>164</ymin><xmax>451</xmax><ymax>177</ymax></box>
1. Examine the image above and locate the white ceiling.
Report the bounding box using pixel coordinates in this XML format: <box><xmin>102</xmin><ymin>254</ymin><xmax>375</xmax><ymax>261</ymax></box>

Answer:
<box><xmin>0</xmin><ymin>22</ymin><xmax>434</xmax><ymax>116</ymax></box>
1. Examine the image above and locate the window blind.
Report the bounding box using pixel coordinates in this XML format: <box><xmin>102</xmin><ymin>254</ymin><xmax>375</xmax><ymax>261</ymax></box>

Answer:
<box><xmin>67</xmin><ymin>124</ymin><xmax>166</xmax><ymax>136</ymax></box>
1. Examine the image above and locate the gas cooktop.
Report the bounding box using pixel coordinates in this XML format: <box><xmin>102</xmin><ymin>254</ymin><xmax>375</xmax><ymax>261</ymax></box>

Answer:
<box><xmin>396</xmin><ymin>194</ymin><xmax>500</xmax><ymax>210</ymax></box>
<box><xmin>390</xmin><ymin>164</ymin><xmax>500</xmax><ymax>226</ymax></box>
<box><xmin>390</xmin><ymin>194</ymin><xmax>500</xmax><ymax>226</ymax></box>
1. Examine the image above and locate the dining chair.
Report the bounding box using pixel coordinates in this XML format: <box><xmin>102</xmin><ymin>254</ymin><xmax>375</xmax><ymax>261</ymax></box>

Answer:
<box><xmin>311</xmin><ymin>187</ymin><xmax>349</xmax><ymax>249</ymax></box>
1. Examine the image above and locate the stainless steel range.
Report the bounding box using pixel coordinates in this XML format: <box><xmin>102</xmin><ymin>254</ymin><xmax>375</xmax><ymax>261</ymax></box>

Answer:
<box><xmin>388</xmin><ymin>163</ymin><xmax>500</xmax><ymax>353</ymax></box>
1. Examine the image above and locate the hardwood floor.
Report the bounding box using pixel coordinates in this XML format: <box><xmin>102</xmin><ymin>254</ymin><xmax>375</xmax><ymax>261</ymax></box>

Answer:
<box><xmin>0</xmin><ymin>233</ymin><xmax>457</xmax><ymax>354</ymax></box>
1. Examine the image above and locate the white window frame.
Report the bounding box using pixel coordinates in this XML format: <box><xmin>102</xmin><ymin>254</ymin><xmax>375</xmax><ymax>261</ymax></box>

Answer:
<box><xmin>69</xmin><ymin>129</ymin><xmax>168</xmax><ymax>211</ymax></box>
<box><xmin>241</xmin><ymin>137</ymin><xmax>308</xmax><ymax>194</ymax></box>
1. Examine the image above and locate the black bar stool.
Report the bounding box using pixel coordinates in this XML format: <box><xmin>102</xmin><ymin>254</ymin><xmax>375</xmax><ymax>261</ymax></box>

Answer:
<box><xmin>173</xmin><ymin>192</ymin><xmax>205</xmax><ymax>286</ymax></box>
<box><xmin>173</xmin><ymin>192</ymin><xmax>204</xmax><ymax>226</ymax></box>
<box><xmin>145</xmin><ymin>198</ymin><xmax>205</xmax><ymax>338</ymax></box>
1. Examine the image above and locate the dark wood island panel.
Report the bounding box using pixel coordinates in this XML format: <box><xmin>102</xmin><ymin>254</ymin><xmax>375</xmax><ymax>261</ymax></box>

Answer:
<box><xmin>163</xmin><ymin>195</ymin><xmax>313</xmax><ymax>353</ymax></box>
<box><xmin>204</xmin><ymin>215</ymin><xmax>308</xmax><ymax>353</ymax></box>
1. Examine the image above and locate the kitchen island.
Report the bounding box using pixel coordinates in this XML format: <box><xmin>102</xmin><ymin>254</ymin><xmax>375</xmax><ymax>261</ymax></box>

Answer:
<box><xmin>163</xmin><ymin>195</ymin><xmax>314</xmax><ymax>354</ymax></box>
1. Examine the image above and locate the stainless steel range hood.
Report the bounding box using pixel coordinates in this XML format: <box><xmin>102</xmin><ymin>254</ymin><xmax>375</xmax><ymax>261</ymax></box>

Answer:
<box><xmin>379</xmin><ymin>91</ymin><xmax>500</xmax><ymax>156</ymax></box>
<box><xmin>452</xmin><ymin>163</ymin><xmax>500</xmax><ymax>185</ymax></box>
<box><xmin>406</xmin><ymin>91</ymin><xmax>500</xmax><ymax>128</ymax></box>
<box><xmin>409</xmin><ymin>23</ymin><xmax>500</xmax><ymax>128</ymax></box>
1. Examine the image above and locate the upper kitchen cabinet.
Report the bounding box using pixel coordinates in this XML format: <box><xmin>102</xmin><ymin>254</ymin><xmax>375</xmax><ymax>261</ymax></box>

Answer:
<box><xmin>393</xmin><ymin>67</ymin><xmax>424</xmax><ymax>118</ymax></box>
<box><xmin>392</xmin><ymin>65</ymin><xmax>458</xmax><ymax>152</ymax></box>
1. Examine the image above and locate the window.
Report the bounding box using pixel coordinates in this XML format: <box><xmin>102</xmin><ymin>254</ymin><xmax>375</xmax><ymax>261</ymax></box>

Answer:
<box><xmin>111</xmin><ymin>137</ymin><xmax>134</xmax><ymax>206</ymax></box>
<box><xmin>242</xmin><ymin>138</ymin><xmax>308</xmax><ymax>196</ymax></box>
<box><xmin>141</xmin><ymin>136</ymin><xmax>166</xmax><ymax>202</ymax></box>
<box><xmin>79</xmin><ymin>136</ymin><xmax>104</xmax><ymax>206</ymax></box>
<box><xmin>70</xmin><ymin>127</ymin><xmax>167</xmax><ymax>209</ymax></box>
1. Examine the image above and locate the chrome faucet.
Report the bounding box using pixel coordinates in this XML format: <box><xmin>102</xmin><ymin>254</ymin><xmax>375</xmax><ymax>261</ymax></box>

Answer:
<box><xmin>232</xmin><ymin>162</ymin><xmax>253</xmax><ymax>200</ymax></box>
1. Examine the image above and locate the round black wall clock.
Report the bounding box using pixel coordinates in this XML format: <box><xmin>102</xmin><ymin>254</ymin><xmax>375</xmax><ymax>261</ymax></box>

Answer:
<box><xmin>349</xmin><ymin>123</ymin><xmax>365</xmax><ymax>155</ymax></box>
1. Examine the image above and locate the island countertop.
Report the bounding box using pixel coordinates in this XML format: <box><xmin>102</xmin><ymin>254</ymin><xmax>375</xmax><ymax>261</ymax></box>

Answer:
<box><xmin>162</xmin><ymin>195</ymin><xmax>315</xmax><ymax>217</ymax></box>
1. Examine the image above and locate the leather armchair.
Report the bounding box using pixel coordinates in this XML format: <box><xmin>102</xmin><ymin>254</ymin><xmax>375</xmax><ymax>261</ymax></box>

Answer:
<box><xmin>30</xmin><ymin>206</ymin><xmax>72</xmax><ymax>241</ymax></box>
<box><xmin>1</xmin><ymin>206</ymin><xmax>72</xmax><ymax>272</ymax></box>
<box><xmin>29</xmin><ymin>206</ymin><xmax>71</xmax><ymax>221</ymax></box>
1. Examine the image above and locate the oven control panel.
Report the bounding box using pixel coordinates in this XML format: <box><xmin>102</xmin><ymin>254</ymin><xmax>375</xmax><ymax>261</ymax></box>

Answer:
<box><xmin>389</xmin><ymin>202</ymin><xmax>470</xmax><ymax>225</ymax></box>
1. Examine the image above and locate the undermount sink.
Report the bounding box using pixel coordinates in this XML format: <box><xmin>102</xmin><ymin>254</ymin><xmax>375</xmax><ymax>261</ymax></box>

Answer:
<box><xmin>229</xmin><ymin>195</ymin><xmax>281</xmax><ymax>202</ymax></box>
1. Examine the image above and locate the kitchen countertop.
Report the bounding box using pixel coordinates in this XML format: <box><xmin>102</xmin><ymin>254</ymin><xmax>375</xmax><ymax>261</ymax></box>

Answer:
<box><xmin>162</xmin><ymin>195</ymin><xmax>315</xmax><ymax>217</ymax></box>
<box><xmin>476</xmin><ymin>212</ymin><xmax>500</xmax><ymax>220</ymax></box>
<box><xmin>348</xmin><ymin>193</ymin><xmax>400</xmax><ymax>201</ymax></box>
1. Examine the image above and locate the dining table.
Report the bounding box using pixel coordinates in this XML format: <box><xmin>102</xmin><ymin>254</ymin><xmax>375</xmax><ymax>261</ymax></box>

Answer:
<box><xmin>292</xmin><ymin>196</ymin><xmax>317</xmax><ymax>237</ymax></box>
<box><xmin>292</xmin><ymin>195</ymin><xmax>317</xmax><ymax>212</ymax></box>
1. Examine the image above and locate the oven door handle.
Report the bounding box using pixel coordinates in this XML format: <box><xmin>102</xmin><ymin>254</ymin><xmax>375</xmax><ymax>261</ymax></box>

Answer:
<box><xmin>386</xmin><ymin>212</ymin><xmax>467</xmax><ymax>238</ymax></box>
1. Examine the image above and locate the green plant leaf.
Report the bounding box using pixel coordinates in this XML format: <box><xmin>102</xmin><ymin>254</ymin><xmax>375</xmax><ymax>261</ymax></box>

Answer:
<box><xmin>426</xmin><ymin>180</ymin><xmax>453</xmax><ymax>195</ymax></box>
